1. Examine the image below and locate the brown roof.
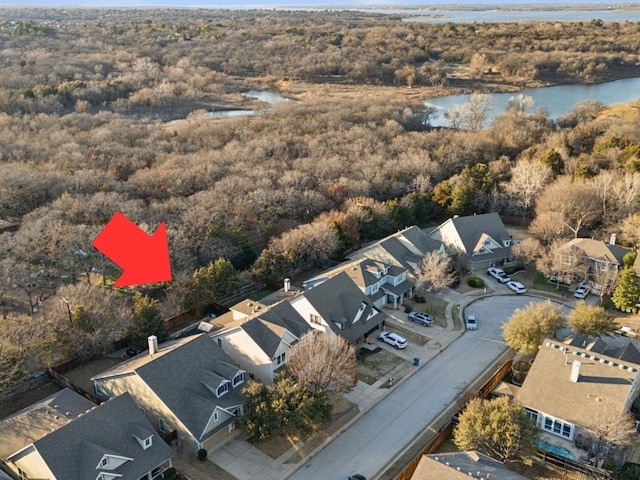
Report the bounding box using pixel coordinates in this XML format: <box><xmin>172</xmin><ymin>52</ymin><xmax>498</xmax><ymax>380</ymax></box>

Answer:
<box><xmin>411</xmin><ymin>452</ymin><xmax>528</xmax><ymax>480</ymax></box>
<box><xmin>560</xmin><ymin>238</ymin><xmax>630</xmax><ymax>265</ymax></box>
<box><xmin>518</xmin><ymin>339</ymin><xmax>640</xmax><ymax>431</ymax></box>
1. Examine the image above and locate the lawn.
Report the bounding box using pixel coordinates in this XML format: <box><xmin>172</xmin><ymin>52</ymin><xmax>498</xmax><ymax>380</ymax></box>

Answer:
<box><xmin>532</xmin><ymin>272</ymin><xmax>570</xmax><ymax>295</ymax></box>
<box><xmin>409</xmin><ymin>297</ymin><xmax>447</xmax><ymax>328</ymax></box>
<box><xmin>356</xmin><ymin>347</ymin><xmax>403</xmax><ymax>385</ymax></box>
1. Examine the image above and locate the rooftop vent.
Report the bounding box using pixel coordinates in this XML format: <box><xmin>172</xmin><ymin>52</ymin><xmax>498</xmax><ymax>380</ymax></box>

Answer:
<box><xmin>148</xmin><ymin>335</ymin><xmax>158</xmax><ymax>356</ymax></box>
<box><xmin>570</xmin><ymin>360</ymin><xmax>581</xmax><ymax>383</ymax></box>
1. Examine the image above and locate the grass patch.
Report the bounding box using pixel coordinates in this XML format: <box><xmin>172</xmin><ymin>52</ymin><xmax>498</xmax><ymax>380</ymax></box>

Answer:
<box><xmin>63</xmin><ymin>357</ymin><xmax>123</xmax><ymax>394</ymax></box>
<box><xmin>533</xmin><ymin>272</ymin><xmax>570</xmax><ymax>295</ymax></box>
<box><xmin>411</xmin><ymin>297</ymin><xmax>447</xmax><ymax>328</ymax></box>
<box><xmin>284</xmin><ymin>396</ymin><xmax>359</xmax><ymax>464</ymax></box>
<box><xmin>356</xmin><ymin>347</ymin><xmax>403</xmax><ymax>384</ymax></box>
<box><xmin>386</xmin><ymin>324</ymin><xmax>430</xmax><ymax>346</ymax></box>
<box><xmin>253</xmin><ymin>395</ymin><xmax>359</xmax><ymax>463</ymax></box>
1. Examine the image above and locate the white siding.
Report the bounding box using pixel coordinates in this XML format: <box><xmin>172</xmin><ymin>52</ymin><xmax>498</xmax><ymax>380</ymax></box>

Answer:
<box><xmin>289</xmin><ymin>297</ymin><xmax>331</xmax><ymax>335</ymax></box>
<box><xmin>212</xmin><ymin>328</ymin><xmax>273</xmax><ymax>384</ymax></box>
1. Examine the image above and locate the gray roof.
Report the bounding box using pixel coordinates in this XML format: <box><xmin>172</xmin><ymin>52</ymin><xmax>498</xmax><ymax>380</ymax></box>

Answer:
<box><xmin>412</xmin><ymin>451</ymin><xmax>528</xmax><ymax>480</ymax></box>
<box><xmin>566</xmin><ymin>334</ymin><xmax>640</xmax><ymax>365</ymax></box>
<box><xmin>8</xmin><ymin>392</ymin><xmax>172</xmax><ymax>480</ymax></box>
<box><xmin>0</xmin><ymin>388</ymin><xmax>95</xmax><ymax>460</ymax></box>
<box><xmin>560</xmin><ymin>238</ymin><xmax>630</xmax><ymax>265</ymax></box>
<box><xmin>92</xmin><ymin>334</ymin><xmax>244</xmax><ymax>441</ymax></box>
<box><xmin>518</xmin><ymin>338</ymin><xmax>640</xmax><ymax>431</ymax></box>
<box><xmin>301</xmin><ymin>272</ymin><xmax>386</xmax><ymax>342</ymax></box>
<box><xmin>347</xmin><ymin>226</ymin><xmax>441</xmax><ymax>273</ymax></box>
<box><xmin>430</xmin><ymin>213</ymin><xmax>511</xmax><ymax>261</ymax></box>
<box><xmin>223</xmin><ymin>300</ymin><xmax>311</xmax><ymax>358</ymax></box>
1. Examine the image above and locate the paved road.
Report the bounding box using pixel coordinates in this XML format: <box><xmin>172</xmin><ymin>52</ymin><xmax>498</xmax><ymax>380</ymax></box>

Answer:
<box><xmin>287</xmin><ymin>294</ymin><xmax>560</xmax><ymax>480</ymax></box>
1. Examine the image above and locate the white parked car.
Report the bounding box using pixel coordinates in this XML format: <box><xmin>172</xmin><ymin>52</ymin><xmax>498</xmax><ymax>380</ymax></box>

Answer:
<box><xmin>378</xmin><ymin>331</ymin><xmax>407</xmax><ymax>349</ymax></box>
<box><xmin>466</xmin><ymin>314</ymin><xmax>477</xmax><ymax>330</ymax></box>
<box><xmin>574</xmin><ymin>284</ymin><xmax>590</xmax><ymax>299</ymax></box>
<box><xmin>487</xmin><ymin>267</ymin><xmax>510</xmax><ymax>283</ymax></box>
<box><xmin>507</xmin><ymin>281</ymin><xmax>526</xmax><ymax>294</ymax></box>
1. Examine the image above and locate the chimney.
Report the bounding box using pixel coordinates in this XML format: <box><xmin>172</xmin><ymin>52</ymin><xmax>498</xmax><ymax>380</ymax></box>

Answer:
<box><xmin>570</xmin><ymin>360</ymin><xmax>581</xmax><ymax>382</ymax></box>
<box><xmin>284</xmin><ymin>278</ymin><xmax>290</xmax><ymax>293</ymax></box>
<box><xmin>609</xmin><ymin>233</ymin><xmax>616</xmax><ymax>245</ymax></box>
<box><xmin>148</xmin><ymin>335</ymin><xmax>158</xmax><ymax>356</ymax></box>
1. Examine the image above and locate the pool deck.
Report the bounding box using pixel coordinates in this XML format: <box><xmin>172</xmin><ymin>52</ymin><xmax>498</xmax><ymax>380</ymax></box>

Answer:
<box><xmin>539</xmin><ymin>433</ymin><xmax>588</xmax><ymax>462</ymax></box>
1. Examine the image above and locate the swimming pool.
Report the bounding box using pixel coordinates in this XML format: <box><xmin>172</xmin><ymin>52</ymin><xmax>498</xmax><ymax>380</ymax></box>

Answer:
<box><xmin>538</xmin><ymin>439</ymin><xmax>575</xmax><ymax>460</ymax></box>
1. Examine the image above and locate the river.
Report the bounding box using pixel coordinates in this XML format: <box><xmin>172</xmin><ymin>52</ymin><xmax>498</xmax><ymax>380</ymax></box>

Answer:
<box><xmin>425</xmin><ymin>76</ymin><xmax>640</xmax><ymax>127</ymax></box>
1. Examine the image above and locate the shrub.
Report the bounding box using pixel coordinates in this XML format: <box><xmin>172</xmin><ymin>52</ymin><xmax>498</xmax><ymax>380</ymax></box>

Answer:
<box><xmin>467</xmin><ymin>276</ymin><xmax>484</xmax><ymax>288</ymax></box>
<box><xmin>404</xmin><ymin>306</ymin><xmax>412</xmax><ymax>313</ymax></box>
<box><xmin>197</xmin><ymin>448</ymin><xmax>208</xmax><ymax>462</ymax></box>
<box><xmin>414</xmin><ymin>295</ymin><xmax>426</xmax><ymax>303</ymax></box>
<box><xmin>163</xmin><ymin>468</ymin><xmax>178</xmax><ymax>480</ymax></box>
<box><xmin>504</xmin><ymin>265</ymin><xmax>525</xmax><ymax>275</ymax></box>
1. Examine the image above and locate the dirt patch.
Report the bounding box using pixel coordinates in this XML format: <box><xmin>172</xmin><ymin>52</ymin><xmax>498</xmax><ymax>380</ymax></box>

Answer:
<box><xmin>0</xmin><ymin>382</ymin><xmax>61</xmax><ymax>419</ymax></box>
<box><xmin>356</xmin><ymin>347</ymin><xmax>404</xmax><ymax>384</ymax></box>
<box><xmin>172</xmin><ymin>454</ymin><xmax>237</xmax><ymax>480</ymax></box>
<box><xmin>62</xmin><ymin>357</ymin><xmax>123</xmax><ymax>394</ymax></box>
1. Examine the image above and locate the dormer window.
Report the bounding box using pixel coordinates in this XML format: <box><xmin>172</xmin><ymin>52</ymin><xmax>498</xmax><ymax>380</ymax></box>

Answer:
<box><xmin>144</xmin><ymin>437</ymin><xmax>152</xmax><ymax>449</ymax></box>
<box><xmin>232</xmin><ymin>371</ymin><xmax>245</xmax><ymax>387</ymax></box>
<box><xmin>102</xmin><ymin>457</ymin><xmax>108</xmax><ymax>467</ymax></box>
<box><xmin>216</xmin><ymin>381</ymin><xmax>229</xmax><ymax>398</ymax></box>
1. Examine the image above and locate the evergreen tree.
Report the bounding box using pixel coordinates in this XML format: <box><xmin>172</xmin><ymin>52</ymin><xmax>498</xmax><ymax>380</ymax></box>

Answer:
<box><xmin>130</xmin><ymin>293</ymin><xmax>166</xmax><ymax>349</ymax></box>
<box><xmin>612</xmin><ymin>267</ymin><xmax>640</xmax><ymax>313</ymax></box>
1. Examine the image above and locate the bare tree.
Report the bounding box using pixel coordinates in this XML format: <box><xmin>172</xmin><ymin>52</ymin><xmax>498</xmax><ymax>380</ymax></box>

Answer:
<box><xmin>503</xmin><ymin>158</ymin><xmax>553</xmax><ymax>218</ymax></box>
<box><xmin>536</xmin><ymin>240</ymin><xmax>585</xmax><ymax>288</ymax></box>
<box><xmin>534</xmin><ymin>177</ymin><xmax>601</xmax><ymax>238</ymax></box>
<box><xmin>462</xmin><ymin>93</ymin><xmax>493</xmax><ymax>131</ymax></box>
<box><xmin>415</xmin><ymin>251</ymin><xmax>456</xmax><ymax>305</ymax></box>
<box><xmin>286</xmin><ymin>331</ymin><xmax>356</xmax><ymax>395</ymax></box>
<box><xmin>511</xmin><ymin>238</ymin><xmax>543</xmax><ymax>282</ymax></box>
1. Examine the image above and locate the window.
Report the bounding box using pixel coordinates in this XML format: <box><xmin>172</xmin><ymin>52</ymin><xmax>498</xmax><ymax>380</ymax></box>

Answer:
<box><xmin>144</xmin><ymin>437</ymin><xmax>152</xmax><ymax>448</ymax></box>
<box><xmin>102</xmin><ymin>457</ymin><xmax>108</xmax><ymax>467</ymax></box>
<box><xmin>276</xmin><ymin>352</ymin><xmax>286</xmax><ymax>366</ymax></box>
<box><xmin>95</xmin><ymin>382</ymin><xmax>106</xmax><ymax>397</ymax></box>
<box><xmin>310</xmin><ymin>314</ymin><xmax>321</xmax><ymax>325</ymax></box>
<box><xmin>159</xmin><ymin>418</ymin><xmax>166</xmax><ymax>433</ymax></box>
<box><xmin>17</xmin><ymin>467</ymin><xmax>27</xmax><ymax>480</ymax></box>
<box><xmin>217</xmin><ymin>338</ymin><xmax>222</xmax><ymax>347</ymax></box>
<box><xmin>213</xmin><ymin>411</ymin><xmax>219</xmax><ymax>422</ymax></box>
<box><xmin>232</xmin><ymin>372</ymin><xmax>244</xmax><ymax>387</ymax></box>
<box><xmin>525</xmin><ymin>408</ymin><xmax>539</xmax><ymax>424</ymax></box>
<box><xmin>216</xmin><ymin>381</ymin><xmax>229</xmax><ymax>397</ymax></box>
<box><xmin>542</xmin><ymin>415</ymin><xmax>573</xmax><ymax>439</ymax></box>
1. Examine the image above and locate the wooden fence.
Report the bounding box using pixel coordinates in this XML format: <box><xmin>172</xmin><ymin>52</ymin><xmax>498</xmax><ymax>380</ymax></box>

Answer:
<box><xmin>392</xmin><ymin>356</ymin><xmax>513</xmax><ymax>480</ymax></box>
<box><xmin>534</xmin><ymin>452</ymin><xmax>615</xmax><ymax>480</ymax></box>
<box><xmin>47</xmin><ymin>368</ymin><xmax>100</xmax><ymax>405</ymax></box>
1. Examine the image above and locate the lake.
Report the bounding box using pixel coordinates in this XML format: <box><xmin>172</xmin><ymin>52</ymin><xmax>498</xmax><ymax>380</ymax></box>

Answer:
<box><xmin>424</xmin><ymin>76</ymin><xmax>640</xmax><ymax>127</ymax></box>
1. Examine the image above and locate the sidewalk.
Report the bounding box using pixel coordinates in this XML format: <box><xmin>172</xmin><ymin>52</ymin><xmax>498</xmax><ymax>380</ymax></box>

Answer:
<box><xmin>208</xmin><ymin>288</ymin><xmax>482</xmax><ymax>480</ymax></box>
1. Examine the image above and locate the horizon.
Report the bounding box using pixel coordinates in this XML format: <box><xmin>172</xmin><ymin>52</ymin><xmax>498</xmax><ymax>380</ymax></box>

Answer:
<box><xmin>3</xmin><ymin>0</ymin><xmax>640</xmax><ymax>8</ymax></box>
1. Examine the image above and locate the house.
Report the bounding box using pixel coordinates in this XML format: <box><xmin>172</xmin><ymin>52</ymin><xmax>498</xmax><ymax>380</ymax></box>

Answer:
<box><xmin>518</xmin><ymin>336</ymin><xmax>640</xmax><ymax>446</ymax></box>
<box><xmin>92</xmin><ymin>334</ymin><xmax>245</xmax><ymax>452</ymax></box>
<box><xmin>304</xmin><ymin>258</ymin><xmax>414</xmax><ymax>309</ymax></box>
<box><xmin>289</xmin><ymin>271</ymin><xmax>387</xmax><ymax>345</ymax></box>
<box><xmin>428</xmin><ymin>213</ymin><xmax>513</xmax><ymax>272</ymax></box>
<box><xmin>0</xmin><ymin>389</ymin><xmax>173</xmax><ymax>480</ymax></box>
<box><xmin>211</xmin><ymin>300</ymin><xmax>311</xmax><ymax>384</ymax></box>
<box><xmin>411</xmin><ymin>451</ymin><xmax>528</xmax><ymax>480</ymax></box>
<box><xmin>555</xmin><ymin>237</ymin><xmax>631</xmax><ymax>292</ymax></box>
<box><xmin>347</xmin><ymin>225</ymin><xmax>444</xmax><ymax>278</ymax></box>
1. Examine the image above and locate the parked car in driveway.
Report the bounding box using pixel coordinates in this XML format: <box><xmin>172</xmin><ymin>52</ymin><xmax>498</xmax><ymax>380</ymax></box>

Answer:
<box><xmin>378</xmin><ymin>331</ymin><xmax>407</xmax><ymax>349</ymax></box>
<box><xmin>507</xmin><ymin>281</ymin><xmax>526</xmax><ymax>294</ymax></box>
<box><xmin>574</xmin><ymin>284</ymin><xmax>590</xmax><ymax>299</ymax></box>
<box><xmin>348</xmin><ymin>475</ymin><xmax>366</xmax><ymax>480</ymax></box>
<box><xmin>466</xmin><ymin>314</ymin><xmax>477</xmax><ymax>330</ymax></box>
<box><xmin>408</xmin><ymin>311</ymin><xmax>434</xmax><ymax>326</ymax></box>
<box><xmin>487</xmin><ymin>267</ymin><xmax>510</xmax><ymax>283</ymax></box>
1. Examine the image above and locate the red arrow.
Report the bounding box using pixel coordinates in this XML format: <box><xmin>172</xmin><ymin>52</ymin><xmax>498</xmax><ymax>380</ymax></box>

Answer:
<box><xmin>92</xmin><ymin>212</ymin><xmax>172</xmax><ymax>288</ymax></box>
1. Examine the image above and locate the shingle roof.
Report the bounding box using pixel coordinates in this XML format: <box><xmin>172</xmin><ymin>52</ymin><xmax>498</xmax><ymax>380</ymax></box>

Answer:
<box><xmin>430</xmin><ymin>213</ymin><xmax>511</xmax><ymax>260</ymax></box>
<box><xmin>92</xmin><ymin>334</ymin><xmax>244</xmax><ymax>441</ymax></box>
<box><xmin>301</xmin><ymin>272</ymin><xmax>386</xmax><ymax>342</ymax></box>
<box><xmin>560</xmin><ymin>238</ymin><xmax>630</xmax><ymax>265</ymax></box>
<box><xmin>0</xmin><ymin>388</ymin><xmax>95</xmax><ymax>460</ymax></box>
<box><xmin>518</xmin><ymin>338</ymin><xmax>640</xmax><ymax>431</ymax></box>
<box><xmin>347</xmin><ymin>226</ymin><xmax>441</xmax><ymax>273</ymax></box>
<box><xmin>412</xmin><ymin>451</ymin><xmax>528</xmax><ymax>480</ymax></box>
<box><xmin>9</xmin><ymin>393</ymin><xmax>172</xmax><ymax>480</ymax></box>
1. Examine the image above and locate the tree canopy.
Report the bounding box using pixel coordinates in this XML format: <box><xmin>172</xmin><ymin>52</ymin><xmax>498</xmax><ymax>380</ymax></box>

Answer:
<box><xmin>453</xmin><ymin>396</ymin><xmax>539</xmax><ymax>465</ymax></box>
<box><xmin>287</xmin><ymin>332</ymin><xmax>356</xmax><ymax>395</ymax></box>
<box><xmin>568</xmin><ymin>301</ymin><xmax>618</xmax><ymax>339</ymax></box>
<box><xmin>611</xmin><ymin>267</ymin><xmax>640</xmax><ymax>314</ymax></box>
<box><xmin>239</xmin><ymin>373</ymin><xmax>333</xmax><ymax>443</ymax></box>
<box><xmin>502</xmin><ymin>300</ymin><xmax>564</xmax><ymax>355</ymax></box>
